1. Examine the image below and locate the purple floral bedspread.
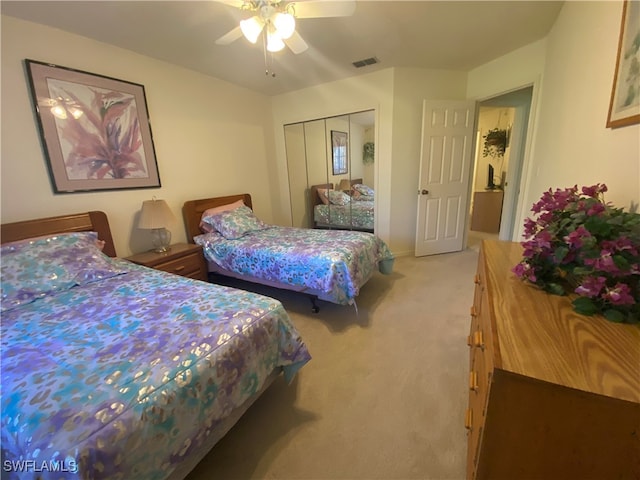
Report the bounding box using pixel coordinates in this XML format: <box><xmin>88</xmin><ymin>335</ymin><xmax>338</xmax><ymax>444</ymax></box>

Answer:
<box><xmin>195</xmin><ymin>226</ymin><xmax>394</xmax><ymax>305</ymax></box>
<box><xmin>1</xmin><ymin>263</ymin><xmax>311</xmax><ymax>479</ymax></box>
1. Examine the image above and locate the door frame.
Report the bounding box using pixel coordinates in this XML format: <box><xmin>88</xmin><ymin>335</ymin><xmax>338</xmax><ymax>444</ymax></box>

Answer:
<box><xmin>468</xmin><ymin>84</ymin><xmax>538</xmax><ymax>244</ymax></box>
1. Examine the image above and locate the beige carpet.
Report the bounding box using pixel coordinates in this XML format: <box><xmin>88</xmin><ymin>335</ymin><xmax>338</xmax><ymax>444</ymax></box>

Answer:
<box><xmin>187</xmin><ymin>247</ymin><xmax>479</xmax><ymax>480</ymax></box>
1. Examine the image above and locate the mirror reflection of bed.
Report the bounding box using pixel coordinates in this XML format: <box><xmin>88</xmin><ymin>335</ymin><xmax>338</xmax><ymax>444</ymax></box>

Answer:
<box><xmin>284</xmin><ymin>110</ymin><xmax>375</xmax><ymax>232</ymax></box>
<box><xmin>310</xmin><ymin>178</ymin><xmax>375</xmax><ymax>232</ymax></box>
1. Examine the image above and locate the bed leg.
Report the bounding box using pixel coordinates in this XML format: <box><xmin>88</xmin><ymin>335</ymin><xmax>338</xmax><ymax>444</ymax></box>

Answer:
<box><xmin>309</xmin><ymin>295</ymin><xmax>320</xmax><ymax>313</ymax></box>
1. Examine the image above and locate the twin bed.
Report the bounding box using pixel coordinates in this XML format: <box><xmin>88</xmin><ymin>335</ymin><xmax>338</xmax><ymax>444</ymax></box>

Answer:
<box><xmin>1</xmin><ymin>211</ymin><xmax>311</xmax><ymax>480</ymax></box>
<box><xmin>182</xmin><ymin>193</ymin><xmax>393</xmax><ymax>312</ymax></box>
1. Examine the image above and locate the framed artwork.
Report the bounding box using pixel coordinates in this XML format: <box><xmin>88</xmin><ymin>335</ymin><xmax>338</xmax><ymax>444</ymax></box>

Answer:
<box><xmin>606</xmin><ymin>0</ymin><xmax>640</xmax><ymax>128</ymax></box>
<box><xmin>25</xmin><ymin>59</ymin><xmax>161</xmax><ymax>192</ymax></box>
<box><xmin>331</xmin><ymin>130</ymin><xmax>348</xmax><ymax>175</ymax></box>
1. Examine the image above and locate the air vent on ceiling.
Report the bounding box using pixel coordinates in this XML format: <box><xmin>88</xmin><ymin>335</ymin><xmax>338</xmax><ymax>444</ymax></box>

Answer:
<box><xmin>352</xmin><ymin>57</ymin><xmax>379</xmax><ymax>68</ymax></box>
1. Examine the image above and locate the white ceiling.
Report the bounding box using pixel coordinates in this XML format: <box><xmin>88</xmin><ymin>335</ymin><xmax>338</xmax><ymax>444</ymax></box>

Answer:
<box><xmin>1</xmin><ymin>0</ymin><xmax>564</xmax><ymax>96</ymax></box>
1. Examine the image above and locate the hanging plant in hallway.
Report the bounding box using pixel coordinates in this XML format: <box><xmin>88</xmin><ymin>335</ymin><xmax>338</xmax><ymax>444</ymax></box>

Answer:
<box><xmin>482</xmin><ymin>128</ymin><xmax>508</xmax><ymax>158</ymax></box>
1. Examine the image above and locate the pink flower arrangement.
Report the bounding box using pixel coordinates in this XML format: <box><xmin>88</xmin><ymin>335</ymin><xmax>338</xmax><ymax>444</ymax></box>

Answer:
<box><xmin>513</xmin><ymin>184</ymin><xmax>639</xmax><ymax>323</ymax></box>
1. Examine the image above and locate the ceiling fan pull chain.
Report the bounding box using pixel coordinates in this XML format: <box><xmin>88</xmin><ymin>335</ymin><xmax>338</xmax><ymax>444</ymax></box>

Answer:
<box><xmin>269</xmin><ymin>50</ymin><xmax>276</xmax><ymax>77</ymax></box>
<box><xmin>262</xmin><ymin>31</ymin><xmax>276</xmax><ymax>77</ymax></box>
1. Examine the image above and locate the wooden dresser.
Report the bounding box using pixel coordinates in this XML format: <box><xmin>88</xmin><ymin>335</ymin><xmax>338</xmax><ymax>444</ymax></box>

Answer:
<box><xmin>470</xmin><ymin>190</ymin><xmax>504</xmax><ymax>234</ymax></box>
<box><xmin>466</xmin><ymin>240</ymin><xmax>640</xmax><ymax>479</ymax></box>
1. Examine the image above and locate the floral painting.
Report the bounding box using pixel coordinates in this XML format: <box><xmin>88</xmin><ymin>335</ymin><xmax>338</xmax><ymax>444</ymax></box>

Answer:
<box><xmin>26</xmin><ymin>60</ymin><xmax>160</xmax><ymax>192</ymax></box>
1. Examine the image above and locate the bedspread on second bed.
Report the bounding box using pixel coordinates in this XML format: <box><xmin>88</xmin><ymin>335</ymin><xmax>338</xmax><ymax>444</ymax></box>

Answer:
<box><xmin>1</xmin><ymin>263</ymin><xmax>311</xmax><ymax>480</ymax></box>
<box><xmin>195</xmin><ymin>226</ymin><xmax>394</xmax><ymax>305</ymax></box>
<box><xmin>314</xmin><ymin>201</ymin><xmax>374</xmax><ymax>231</ymax></box>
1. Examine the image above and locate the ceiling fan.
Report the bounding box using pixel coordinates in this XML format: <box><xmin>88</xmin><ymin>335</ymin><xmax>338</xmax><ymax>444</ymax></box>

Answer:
<box><xmin>214</xmin><ymin>0</ymin><xmax>356</xmax><ymax>54</ymax></box>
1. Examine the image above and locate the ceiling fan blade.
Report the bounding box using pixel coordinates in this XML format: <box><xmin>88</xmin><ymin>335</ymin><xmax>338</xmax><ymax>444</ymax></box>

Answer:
<box><xmin>215</xmin><ymin>26</ymin><xmax>243</xmax><ymax>45</ymax></box>
<box><xmin>291</xmin><ymin>0</ymin><xmax>356</xmax><ymax>19</ymax></box>
<box><xmin>285</xmin><ymin>30</ymin><xmax>308</xmax><ymax>54</ymax></box>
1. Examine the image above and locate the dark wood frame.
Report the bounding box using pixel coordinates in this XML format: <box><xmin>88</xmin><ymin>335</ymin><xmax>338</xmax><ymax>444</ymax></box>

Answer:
<box><xmin>606</xmin><ymin>0</ymin><xmax>640</xmax><ymax>128</ymax></box>
<box><xmin>25</xmin><ymin>59</ymin><xmax>161</xmax><ymax>192</ymax></box>
<box><xmin>1</xmin><ymin>211</ymin><xmax>117</xmax><ymax>257</ymax></box>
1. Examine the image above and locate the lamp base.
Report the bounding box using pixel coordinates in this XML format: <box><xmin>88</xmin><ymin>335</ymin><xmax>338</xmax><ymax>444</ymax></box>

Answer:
<box><xmin>151</xmin><ymin>228</ymin><xmax>172</xmax><ymax>253</ymax></box>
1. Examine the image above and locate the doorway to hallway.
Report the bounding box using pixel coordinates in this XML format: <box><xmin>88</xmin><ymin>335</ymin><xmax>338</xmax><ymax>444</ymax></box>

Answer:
<box><xmin>467</xmin><ymin>86</ymin><xmax>533</xmax><ymax>250</ymax></box>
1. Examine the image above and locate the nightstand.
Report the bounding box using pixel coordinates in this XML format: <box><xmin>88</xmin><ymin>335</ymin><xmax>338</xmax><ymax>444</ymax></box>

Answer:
<box><xmin>125</xmin><ymin>243</ymin><xmax>208</xmax><ymax>281</ymax></box>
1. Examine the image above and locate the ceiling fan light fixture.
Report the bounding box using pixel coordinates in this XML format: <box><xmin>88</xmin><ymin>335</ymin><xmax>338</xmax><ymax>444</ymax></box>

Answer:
<box><xmin>240</xmin><ymin>15</ymin><xmax>264</xmax><ymax>44</ymax></box>
<box><xmin>273</xmin><ymin>12</ymin><xmax>295</xmax><ymax>39</ymax></box>
<box><xmin>266</xmin><ymin>28</ymin><xmax>285</xmax><ymax>52</ymax></box>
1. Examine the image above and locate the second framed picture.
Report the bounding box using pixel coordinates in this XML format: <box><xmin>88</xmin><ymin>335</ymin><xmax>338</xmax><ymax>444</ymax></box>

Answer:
<box><xmin>25</xmin><ymin>59</ymin><xmax>161</xmax><ymax>193</ymax></box>
<box><xmin>331</xmin><ymin>130</ymin><xmax>348</xmax><ymax>175</ymax></box>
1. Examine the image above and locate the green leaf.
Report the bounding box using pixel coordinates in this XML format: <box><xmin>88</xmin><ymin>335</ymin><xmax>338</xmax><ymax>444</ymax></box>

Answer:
<box><xmin>572</xmin><ymin>297</ymin><xmax>598</xmax><ymax>315</ymax></box>
<box><xmin>584</xmin><ymin>216</ymin><xmax>612</xmax><ymax>236</ymax></box>
<box><xmin>545</xmin><ymin>282</ymin><xmax>566</xmax><ymax>296</ymax></box>
<box><xmin>613</xmin><ymin>254</ymin><xmax>630</xmax><ymax>271</ymax></box>
<box><xmin>603</xmin><ymin>309</ymin><xmax>625</xmax><ymax>323</ymax></box>
<box><xmin>554</xmin><ymin>246</ymin><xmax>569</xmax><ymax>263</ymax></box>
<box><xmin>572</xmin><ymin>266</ymin><xmax>592</xmax><ymax>276</ymax></box>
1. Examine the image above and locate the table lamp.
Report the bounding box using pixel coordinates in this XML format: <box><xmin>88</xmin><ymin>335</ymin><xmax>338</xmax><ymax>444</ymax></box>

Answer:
<box><xmin>338</xmin><ymin>179</ymin><xmax>352</xmax><ymax>192</ymax></box>
<box><xmin>138</xmin><ymin>198</ymin><xmax>176</xmax><ymax>253</ymax></box>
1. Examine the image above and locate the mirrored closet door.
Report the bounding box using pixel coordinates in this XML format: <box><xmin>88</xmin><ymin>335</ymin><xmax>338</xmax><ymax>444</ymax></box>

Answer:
<box><xmin>284</xmin><ymin>110</ymin><xmax>375</xmax><ymax>232</ymax></box>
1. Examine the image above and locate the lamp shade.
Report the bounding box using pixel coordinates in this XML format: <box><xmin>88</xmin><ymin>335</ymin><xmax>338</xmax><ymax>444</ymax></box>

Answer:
<box><xmin>240</xmin><ymin>16</ymin><xmax>265</xmax><ymax>44</ymax></box>
<box><xmin>138</xmin><ymin>199</ymin><xmax>175</xmax><ymax>229</ymax></box>
<box><xmin>338</xmin><ymin>179</ymin><xmax>352</xmax><ymax>191</ymax></box>
<box><xmin>266</xmin><ymin>28</ymin><xmax>285</xmax><ymax>52</ymax></box>
<box><xmin>274</xmin><ymin>12</ymin><xmax>295</xmax><ymax>39</ymax></box>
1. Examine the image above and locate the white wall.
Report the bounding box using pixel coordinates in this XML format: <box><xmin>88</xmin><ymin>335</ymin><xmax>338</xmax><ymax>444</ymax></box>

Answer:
<box><xmin>390</xmin><ymin>68</ymin><xmax>468</xmax><ymax>255</ymax></box>
<box><xmin>525</xmin><ymin>1</ymin><xmax>640</xmax><ymax>219</ymax></box>
<box><xmin>1</xmin><ymin>16</ymin><xmax>276</xmax><ymax>256</ymax></box>
<box><xmin>468</xmin><ymin>2</ymin><xmax>639</xmax><ymax>240</ymax></box>
<box><xmin>467</xmin><ymin>39</ymin><xmax>547</xmax><ymax>101</ymax></box>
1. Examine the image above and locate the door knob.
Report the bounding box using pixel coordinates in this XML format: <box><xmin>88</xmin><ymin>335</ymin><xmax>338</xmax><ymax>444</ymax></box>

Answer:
<box><xmin>419</xmin><ymin>189</ymin><xmax>429</xmax><ymax>195</ymax></box>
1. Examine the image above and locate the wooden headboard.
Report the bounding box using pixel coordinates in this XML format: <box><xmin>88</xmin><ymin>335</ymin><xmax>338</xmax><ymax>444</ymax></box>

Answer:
<box><xmin>1</xmin><ymin>211</ymin><xmax>117</xmax><ymax>257</ymax></box>
<box><xmin>309</xmin><ymin>183</ymin><xmax>333</xmax><ymax>209</ymax></box>
<box><xmin>182</xmin><ymin>194</ymin><xmax>253</xmax><ymax>243</ymax></box>
<box><xmin>309</xmin><ymin>179</ymin><xmax>363</xmax><ymax>208</ymax></box>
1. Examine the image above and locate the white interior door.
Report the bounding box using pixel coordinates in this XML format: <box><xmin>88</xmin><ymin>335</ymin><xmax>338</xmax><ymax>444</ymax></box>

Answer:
<box><xmin>415</xmin><ymin>100</ymin><xmax>475</xmax><ymax>256</ymax></box>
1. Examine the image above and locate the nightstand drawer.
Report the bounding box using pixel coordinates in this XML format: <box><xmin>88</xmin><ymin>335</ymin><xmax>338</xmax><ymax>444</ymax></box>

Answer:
<box><xmin>125</xmin><ymin>243</ymin><xmax>208</xmax><ymax>282</ymax></box>
<box><xmin>155</xmin><ymin>252</ymin><xmax>203</xmax><ymax>277</ymax></box>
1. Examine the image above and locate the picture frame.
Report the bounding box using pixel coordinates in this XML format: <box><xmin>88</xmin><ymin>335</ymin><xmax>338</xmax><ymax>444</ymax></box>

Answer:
<box><xmin>331</xmin><ymin>130</ymin><xmax>348</xmax><ymax>175</ymax></box>
<box><xmin>25</xmin><ymin>59</ymin><xmax>161</xmax><ymax>193</ymax></box>
<box><xmin>606</xmin><ymin>0</ymin><xmax>640</xmax><ymax>128</ymax></box>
